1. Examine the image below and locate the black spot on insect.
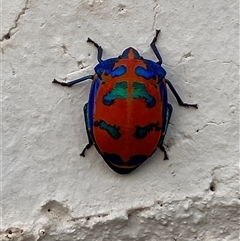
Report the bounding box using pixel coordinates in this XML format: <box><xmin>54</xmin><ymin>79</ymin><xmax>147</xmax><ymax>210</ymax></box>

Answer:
<box><xmin>134</xmin><ymin>122</ymin><xmax>161</xmax><ymax>139</ymax></box>
<box><xmin>94</xmin><ymin>120</ymin><xmax>121</xmax><ymax>139</ymax></box>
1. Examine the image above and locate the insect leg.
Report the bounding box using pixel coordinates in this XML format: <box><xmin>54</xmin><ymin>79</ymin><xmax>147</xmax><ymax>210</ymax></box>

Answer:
<box><xmin>150</xmin><ymin>29</ymin><xmax>162</xmax><ymax>65</ymax></box>
<box><xmin>87</xmin><ymin>38</ymin><xmax>103</xmax><ymax>63</ymax></box>
<box><xmin>158</xmin><ymin>104</ymin><xmax>173</xmax><ymax>160</ymax></box>
<box><xmin>166</xmin><ymin>79</ymin><xmax>198</xmax><ymax>108</ymax></box>
<box><xmin>52</xmin><ymin>75</ymin><xmax>94</xmax><ymax>87</ymax></box>
<box><xmin>159</xmin><ymin>146</ymin><xmax>168</xmax><ymax>160</ymax></box>
<box><xmin>80</xmin><ymin>104</ymin><xmax>93</xmax><ymax>157</ymax></box>
<box><xmin>80</xmin><ymin>142</ymin><xmax>93</xmax><ymax>157</ymax></box>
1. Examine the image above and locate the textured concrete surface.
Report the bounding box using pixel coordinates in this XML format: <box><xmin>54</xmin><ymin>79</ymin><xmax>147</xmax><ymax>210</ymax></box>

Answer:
<box><xmin>2</xmin><ymin>0</ymin><xmax>239</xmax><ymax>240</ymax></box>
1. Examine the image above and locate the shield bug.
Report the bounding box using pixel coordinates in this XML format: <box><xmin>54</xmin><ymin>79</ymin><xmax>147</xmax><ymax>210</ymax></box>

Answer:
<box><xmin>53</xmin><ymin>30</ymin><xmax>198</xmax><ymax>174</ymax></box>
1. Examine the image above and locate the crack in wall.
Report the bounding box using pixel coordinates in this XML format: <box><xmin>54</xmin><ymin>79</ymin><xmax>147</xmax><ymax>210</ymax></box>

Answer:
<box><xmin>223</xmin><ymin>59</ymin><xmax>239</xmax><ymax>67</ymax></box>
<box><xmin>61</xmin><ymin>44</ymin><xmax>89</xmax><ymax>70</ymax></box>
<box><xmin>152</xmin><ymin>0</ymin><xmax>159</xmax><ymax>31</ymax></box>
<box><xmin>61</xmin><ymin>44</ymin><xmax>79</xmax><ymax>63</ymax></box>
<box><xmin>196</xmin><ymin>121</ymin><xmax>228</xmax><ymax>133</ymax></box>
<box><xmin>0</xmin><ymin>0</ymin><xmax>31</xmax><ymax>42</ymax></box>
<box><xmin>9</xmin><ymin>60</ymin><xmax>16</xmax><ymax>75</ymax></box>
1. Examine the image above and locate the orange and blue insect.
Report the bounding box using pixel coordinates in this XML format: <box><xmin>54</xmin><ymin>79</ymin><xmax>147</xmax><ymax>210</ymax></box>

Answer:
<box><xmin>53</xmin><ymin>30</ymin><xmax>198</xmax><ymax>174</ymax></box>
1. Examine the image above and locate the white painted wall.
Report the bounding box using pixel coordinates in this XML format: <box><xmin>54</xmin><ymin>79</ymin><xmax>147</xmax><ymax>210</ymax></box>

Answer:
<box><xmin>2</xmin><ymin>0</ymin><xmax>239</xmax><ymax>240</ymax></box>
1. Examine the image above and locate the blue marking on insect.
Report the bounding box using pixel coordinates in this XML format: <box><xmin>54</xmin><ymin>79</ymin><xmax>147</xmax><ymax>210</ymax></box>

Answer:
<box><xmin>143</xmin><ymin>59</ymin><xmax>166</xmax><ymax>80</ymax></box>
<box><xmin>111</xmin><ymin>65</ymin><xmax>127</xmax><ymax>77</ymax></box>
<box><xmin>135</xmin><ymin>66</ymin><xmax>156</xmax><ymax>80</ymax></box>
<box><xmin>132</xmin><ymin>82</ymin><xmax>156</xmax><ymax>108</ymax></box>
<box><xmin>103</xmin><ymin>81</ymin><xmax>128</xmax><ymax>106</ymax></box>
